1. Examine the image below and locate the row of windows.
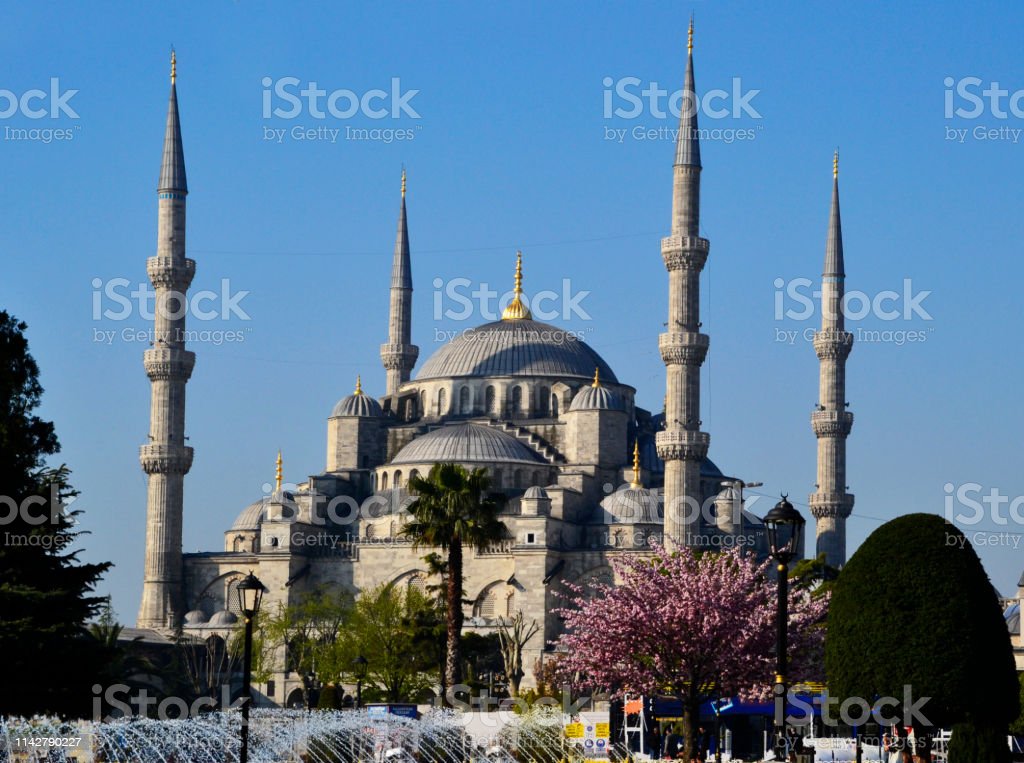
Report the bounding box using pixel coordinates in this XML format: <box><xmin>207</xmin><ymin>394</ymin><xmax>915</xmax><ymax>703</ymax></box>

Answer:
<box><xmin>375</xmin><ymin>466</ymin><xmax>548</xmax><ymax>492</ymax></box>
<box><xmin>417</xmin><ymin>385</ymin><xmax>561</xmax><ymax>418</ymax></box>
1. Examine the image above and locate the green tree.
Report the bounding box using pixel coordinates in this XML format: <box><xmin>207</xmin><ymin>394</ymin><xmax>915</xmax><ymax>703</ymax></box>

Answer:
<box><xmin>826</xmin><ymin>514</ymin><xmax>1018</xmax><ymax>758</ymax></box>
<box><xmin>348</xmin><ymin>582</ymin><xmax>437</xmax><ymax>702</ymax></box>
<box><xmin>401</xmin><ymin>462</ymin><xmax>507</xmax><ymax>694</ymax></box>
<box><xmin>0</xmin><ymin>311</ymin><xmax>111</xmax><ymax>717</ymax></box>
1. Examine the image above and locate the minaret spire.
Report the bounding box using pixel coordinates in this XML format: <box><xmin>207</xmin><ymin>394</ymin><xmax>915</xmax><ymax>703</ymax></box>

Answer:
<box><xmin>630</xmin><ymin>440</ymin><xmax>642</xmax><ymax>488</ymax></box>
<box><xmin>810</xmin><ymin>152</ymin><xmax>854</xmax><ymax>567</ymax></box>
<box><xmin>381</xmin><ymin>168</ymin><xmax>418</xmax><ymax>399</ymax></box>
<box><xmin>656</xmin><ymin>19</ymin><xmax>711</xmax><ymax>548</ymax></box>
<box><xmin>138</xmin><ymin>52</ymin><xmax>196</xmax><ymax>629</ymax></box>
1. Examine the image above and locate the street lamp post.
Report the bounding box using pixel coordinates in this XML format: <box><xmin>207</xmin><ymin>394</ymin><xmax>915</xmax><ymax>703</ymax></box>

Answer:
<box><xmin>352</xmin><ymin>655</ymin><xmax>368</xmax><ymax>709</ymax></box>
<box><xmin>236</xmin><ymin>571</ymin><xmax>266</xmax><ymax>763</ymax></box>
<box><xmin>763</xmin><ymin>496</ymin><xmax>805</xmax><ymax>762</ymax></box>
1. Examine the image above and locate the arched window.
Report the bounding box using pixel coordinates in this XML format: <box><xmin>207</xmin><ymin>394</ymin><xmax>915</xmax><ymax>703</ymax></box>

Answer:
<box><xmin>514</xmin><ymin>468</ymin><xmax>524</xmax><ymax>487</ymax></box>
<box><xmin>437</xmin><ymin>388</ymin><xmax>447</xmax><ymax>416</ymax></box>
<box><xmin>539</xmin><ymin>386</ymin><xmax>550</xmax><ymax>416</ymax></box>
<box><xmin>492</xmin><ymin>469</ymin><xmax>502</xmax><ymax>488</ymax></box>
<box><xmin>551</xmin><ymin>394</ymin><xmax>559</xmax><ymax>417</ymax></box>
<box><xmin>419</xmin><ymin>391</ymin><xmax>426</xmax><ymax>417</ymax></box>
<box><xmin>381</xmin><ymin>472</ymin><xmax>389</xmax><ymax>490</ymax></box>
<box><xmin>365</xmin><ymin>524</ymin><xmax>375</xmax><ymax>540</ymax></box>
<box><xmin>511</xmin><ymin>385</ymin><xmax>523</xmax><ymax>414</ymax></box>
<box><xmin>459</xmin><ymin>386</ymin><xmax>470</xmax><ymax>414</ymax></box>
<box><xmin>485</xmin><ymin>386</ymin><xmax>496</xmax><ymax>415</ymax></box>
<box><xmin>394</xmin><ymin>470</ymin><xmax>403</xmax><ymax>487</ymax></box>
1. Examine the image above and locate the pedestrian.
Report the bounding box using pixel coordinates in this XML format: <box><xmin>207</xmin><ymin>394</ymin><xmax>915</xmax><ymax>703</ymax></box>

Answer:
<box><xmin>648</xmin><ymin>726</ymin><xmax>662</xmax><ymax>760</ymax></box>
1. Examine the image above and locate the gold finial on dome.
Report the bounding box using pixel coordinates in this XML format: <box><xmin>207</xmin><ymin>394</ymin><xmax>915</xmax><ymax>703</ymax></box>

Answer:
<box><xmin>501</xmin><ymin>250</ymin><xmax>533</xmax><ymax>320</ymax></box>
<box><xmin>592</xmin><ymin>367</ymin><xmax>601</xmax><ymax>388</ymax></box>
<box><xmin>688</xmin><ymin>14</ymin><xmax>694</xmax><ymax>53</ymax></box>
<box><xmin>833</xmin><ymin>148</ymin><xmax>839</xmax><ymax>180</ymax></box>
<box><xmin>630</xmin><ymin>440</ymin><xmax>642</xmax><ymax>488</ymax></box>
<box><xmin>170</xmin><ymin>48</ymin><xmax>177</xmax><ymax>84</ymax></box>
<box><xmin>275</xmin><ymin>450</ymin><xmax>283</xmax><ymax>492</ymax></box>
<box><xmin>401</xmin><ymin>167</ymin><xmax>406</xmax><ymax>199</ymax></box>
<box><xmin>354</xmin><ymin>375</ymin><xmax>363</xmax><ymax>395</ymax></box>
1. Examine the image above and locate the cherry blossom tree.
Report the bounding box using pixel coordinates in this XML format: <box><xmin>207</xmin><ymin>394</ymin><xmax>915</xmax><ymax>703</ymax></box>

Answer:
<box><xmin>554</xmin><ymin>544</ymin><xmax>828</xmax><ymax>762</ymax></box>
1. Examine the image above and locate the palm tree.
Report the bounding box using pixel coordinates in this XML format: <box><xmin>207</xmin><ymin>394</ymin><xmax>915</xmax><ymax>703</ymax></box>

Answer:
<box><xmin>401</xmin><ymin>462</ymin><xmax>507</xmax><ymax>695</ymax></box>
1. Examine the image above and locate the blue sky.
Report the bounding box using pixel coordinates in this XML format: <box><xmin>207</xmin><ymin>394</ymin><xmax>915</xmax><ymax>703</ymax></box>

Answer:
<box><xmin>3</xmin><ymin>2</ymin><xmax>1023</xmax><ymax>619</ymax></box>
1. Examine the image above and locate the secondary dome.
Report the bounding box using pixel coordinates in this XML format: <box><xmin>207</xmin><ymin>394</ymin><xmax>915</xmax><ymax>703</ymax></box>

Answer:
<box><xmin>331</xmin><ymin>376</ymin><xmax>383</xmax><ymax>418</ymax></box>
<box><xmin>416</xmin><ymin>319</ymin><xmax>617</xmax><ymax>382</ymax></box>
<box><xmin>569</xmin><ymin>370</ymin><xmax>624</xmax><ymax>411</ymax></box>
<box><xmin>601</xmin><ymin>487</ymin><xmax>662</xmax><ymax>524</ymax></box>
<box><xmin>390</xmin><ymin>423</ymin><xmax>545</xmax><ymax>466</ymax></box>
<box><xmin>230</xmin><ymin>491</ymin><xmax>295</xmax><ymax>531</ymax></box>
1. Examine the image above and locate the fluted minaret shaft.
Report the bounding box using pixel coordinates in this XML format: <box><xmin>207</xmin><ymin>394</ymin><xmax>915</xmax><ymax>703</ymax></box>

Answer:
<box><xmin>381</xmin><ymin>171</ymin><xmax>418</xmax><ymax>396</ymax></box>
<box><xmin>138</xmin><ymin>55</ymin><xmax>195</xmax><ymax>629</ymax></box>
<box><xmin>809</xmin><ymin>155</ymin><xmax>854</xmax><ymax>567</ymax></box>
<box><xmin>656</xmin><ymin>22</ymin><xmax>710</xmax><ymax>548</ymax></box>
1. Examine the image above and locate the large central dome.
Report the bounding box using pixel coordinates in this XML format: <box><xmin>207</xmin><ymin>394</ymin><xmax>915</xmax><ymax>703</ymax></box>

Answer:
<box><xmin>416</xmin><ymin>319</ymin><xmax>617</xmax><ymax>382</ymax></box>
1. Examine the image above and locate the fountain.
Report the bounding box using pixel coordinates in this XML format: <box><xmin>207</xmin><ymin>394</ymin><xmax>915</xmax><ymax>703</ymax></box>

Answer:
<box><xmin>0</xmin><ymin>708</ymin><xmax>576</xmax><ymax>763</ymax></box>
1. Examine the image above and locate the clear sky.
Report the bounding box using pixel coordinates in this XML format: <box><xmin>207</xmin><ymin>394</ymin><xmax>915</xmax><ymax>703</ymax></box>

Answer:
<box><xmin>3</xmin><ymin>2</ymin><xmax>1023</xmax><ymax>620</ymax></box>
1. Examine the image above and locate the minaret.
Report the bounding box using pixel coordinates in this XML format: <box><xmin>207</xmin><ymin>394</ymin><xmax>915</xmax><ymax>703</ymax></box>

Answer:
<box><xmin>380</xmin><ymin>169</ymin><xmax>418</xmax><ymax>397</ymax></box>
<box><xmin>655</xmin><ymin>18</ymin><xmax>710</xmax><ymax>548</ymax></box>
<box><xmin>809</xmin><ymin>151</ymin><xmax>854</xmax><ymax>567</ymax></box>
<box><xmin>138</xmin><ymin>50</ymin><xmax>195</xmax><ymax>629</ymax></box>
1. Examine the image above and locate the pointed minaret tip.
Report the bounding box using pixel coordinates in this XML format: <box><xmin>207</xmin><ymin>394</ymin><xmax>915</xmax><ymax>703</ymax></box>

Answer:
<box><xmin>688</xmin><ymin>14</ymin><xmax>694</xmax><ymax>54</ymax></box>
<box><xmin>833</xmin><ymin>148</ymin><xmax>839</xmax><ymax>180</ymax></box>
<box><xmin>275</xmin><ymin>450</ymin><xmax>283</xmax><ymax>492</ymax></box>
<box><xmin>401</xmin><ymin>166</ymin><xmax>407</xmax><ymax>199</ymax></box>
<box><xmin>170</xmin><ymin>48</ymin><xmax>176</xmax><ymax>84</ymax></box>
<box><xmin>630</xmin><ymin>440</ymin><xmax>642</xmax><ymax>488</ymax></box>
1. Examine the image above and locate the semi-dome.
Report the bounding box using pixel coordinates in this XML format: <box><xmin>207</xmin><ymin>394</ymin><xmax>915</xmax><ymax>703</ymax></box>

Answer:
<box><xmin>569</xmin><ymin>371</ymin><xmax>624</xmax><ymax>411</ymax></box>
<box><xmin>390</xmin><ymin>423</ymin><xmax>545</xmax><ymax>466</ymax></box>
<box><xmin>331</xmin><ymin>376</ymin><xmax>383</xmax><ymax>418</ymax></box>
<box><xmin>601</xmin><ymin>487</ymin><xmax>661</xmax><ymax>524</ymax></box>
<box><xmin>416</xmin><ymin>319</ymin><xmax>617</xmax><ymax>382</ymax></box>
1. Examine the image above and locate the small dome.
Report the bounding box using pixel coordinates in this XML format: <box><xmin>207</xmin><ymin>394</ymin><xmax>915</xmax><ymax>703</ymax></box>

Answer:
<box><xmin>391</xmin><ymin>423</ymin><xmax>544</xmax><ymax>466</ymax></box>
<box><xmin>569</xmin><ymin>378</ymin><xmax>623</xmax><ymax>412</ymax></box>
<box><xmin>208</xmin><ymin>610</ymin><xmax>238</xmax><ymax>626</ymax></box>
<box><xmin>601</xmin><ymin>487</ymin><xmax>661</xmax><ymax>524</ymax></box>
<box><xmin>230</xmin><ymin>491</ymin><xmax>295</xmax><ymax>531</ymax></box>
<box><xmin>523</xmin><ymin>486</ymin><xmax>549</xmax><ymax>499</ymax></box>
<box><xmin>331</xmin><ymin>376</ymin><xmax>383</xmax><ymax>418</ymax></box>
<box><xmin>183</xmin><ymin>609</ymin><xmax>208</xmax><ymax>625</ymax></box>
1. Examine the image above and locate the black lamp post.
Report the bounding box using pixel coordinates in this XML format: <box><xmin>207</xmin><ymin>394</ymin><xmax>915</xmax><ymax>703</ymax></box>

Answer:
<box><xmin>763</xmin><ymin>495</ymin><xmax>805</xmax><ymax>761</ymax></box>
<box><xmin>352</xmin><ymin>655</ymin><xmax>368</xmax><ymax>709</ymax></box>
<box><xmin>236</xmin><ymin>571</ymin><xmax>266</xmax><ymax>763</ymax></box>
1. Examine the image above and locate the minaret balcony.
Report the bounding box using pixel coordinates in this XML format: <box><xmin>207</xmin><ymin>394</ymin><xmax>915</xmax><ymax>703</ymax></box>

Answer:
<box><xmin>655</xmin><ymin>430</ymin><xmax>709</xmax><ymax>462</ymax></box>
<box><xmin>140</xmin><ymin>444</ymin><xmax>194</xmax><ymax>475</ymax></box>
<box><xmin>808</xmin><ymin>491</ymin><xmax>854</xmax><ymax>519</ymax></box>
<box><xmin>810</xmin><ymin>410</ymin><xmax>854</xmax><ymax>437</ymax></box>
<box><xmin>143</xmin><ymin>348</ymin><xmax>196</xmax><ymax>381</ymax></box>
<box><xmin>659</xmin><ymin>332</ymin><xmax>709</xmax><ymax>366</ymax></box>
<box><xmin>146</xmin><ymin>256</ymin><xmax>196</xmax><ymax>291</ymax></box>
<box><xmin>661</xmin><ymin>235</ymin><xmax>709</xmax><ymax>272</ymax></box>
<box><xmin>380</xmin><ymin>343</ymin><xmax>419</xmax><ymax>370</ymax></box>
<box><xmin>813</xmin><ymin>329</ymin><xmax>853</xmax><ymax>360</ymax></box>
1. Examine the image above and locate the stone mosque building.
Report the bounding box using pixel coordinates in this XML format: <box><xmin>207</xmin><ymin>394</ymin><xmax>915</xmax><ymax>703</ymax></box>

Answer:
<box><xmin>135</xmin><ymin>28</ymin><xmax>855</xmax><ymax>704</ymax></box>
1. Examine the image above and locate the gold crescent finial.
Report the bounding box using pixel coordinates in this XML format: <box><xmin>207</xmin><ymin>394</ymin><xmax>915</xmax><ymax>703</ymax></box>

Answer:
<box><xmin>688</xmin><ymin>14</ymin><xmax>694</xmax><ymax>53</ymax></box>
<box><xmin>630</xmin><ymin>440</ymin><xmax>642</xmax><ymax>488</ymax></box>
<box><xmin>833</xmin><ymin>149</ymin><xmax>839</xmax><ymax>179</ymax></box>
<box><xmin>501</xmin><ymin>250</ymin><xmax>532</xmax><ymax>320</ymax></box>
<box><xmin>401</xmin><ymin>167</ymin><xmax>406</xmax><ymax>199</ymax></box>
<box><xmin>592</xmin><ymin>367</ymin><xmax>601</xmax><ymax>388</ymax></box>
<box><xmin>355</xmin><ymin>375</ymin><xmax>363</xmax><ymax>395</ymax></box>
<box><xmin>275</xmin><ymin>450</ymin><xmax>283</xmax><ymax>492</ymax></box>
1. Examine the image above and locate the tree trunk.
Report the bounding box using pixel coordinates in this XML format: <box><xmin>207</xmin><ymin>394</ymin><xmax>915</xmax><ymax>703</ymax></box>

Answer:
<box><xmin>680</xmin><ymin>697</ymin><xmax>699</xmax><ymax>763</ymax></box>
<box><xmin>445</xmin><ymin>538</ymin><xmax>464</xmax><ymax>697</ymax></box>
